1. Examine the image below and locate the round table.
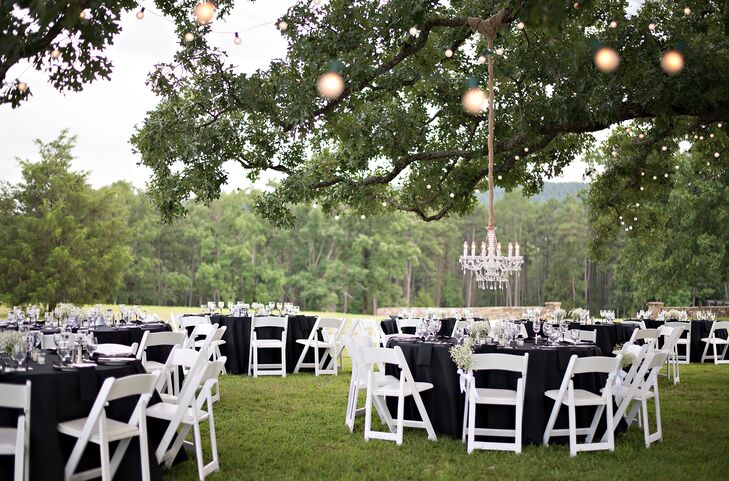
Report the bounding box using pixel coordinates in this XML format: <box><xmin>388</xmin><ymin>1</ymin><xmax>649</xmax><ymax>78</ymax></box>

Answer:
<box><xmin>386</xmin><ymin>337</ymin><xmax>610</xmax><ymax>445</ymax></box>
<box><xmin>0</xmin><ymin>353</ymin><xmax>170</xmax><ymax>481</ymax></box>
<box><xmin>380</xmin><ymin>318</ymin><xmax>457</xmax><ymax>337</ymax></box>
<box><xmin>642</xmin><ymin>319</ymin><xmax>726</xmax><ymax>363</ymax></box>
<box><xmin>207</xmin><ymin>314</ymin><xmax>321</xmax><ymax>374</ymax></box>
<box><xmin>522</xmin><ymin>321</ymin><xmax>633</xmax><ymax>357</ymax></box>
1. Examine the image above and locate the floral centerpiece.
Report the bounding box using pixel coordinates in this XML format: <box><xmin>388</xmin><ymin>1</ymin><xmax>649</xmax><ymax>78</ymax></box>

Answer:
<box><xmin>0</xmin><ymin>331</ymin><xmax>24</xmax><ymax>356</ymax></box>
<box><xmin>468</xmin><ymin>320</ymin><xmax>490</xmax><ymax>339</ymax></box>
<box><xmin>569</xmin><ymin>308</ymin><xmax>590</xmax><ymax>322</ymax></box>
<box><xmin>551</xmin><ymin>309</ymin><xmax>566</xmax><ymax>322</ymax></box>
<box><xmin>489</xmin><ymin>320</ymin><xmax>506</xmax><ymax>340</ymax></box>
<box><xmin>635</xmin><ymin>310</ymin><xmax>650</xmax><ymax>320</ymax></box>
<box><xmin>449</xmin><ymin>338</ymin><xmax>475</xmax><ymax>372</ymax></box>
<box><xmin>660</xmin><ymin>309</ymin><xmax>688</xmax><ymax>321</ymax></box>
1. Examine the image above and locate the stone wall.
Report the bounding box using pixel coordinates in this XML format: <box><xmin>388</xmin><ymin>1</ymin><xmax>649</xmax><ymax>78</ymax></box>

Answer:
<box><xmin>376</xmin><ymin>302</ymin><xmax>562</xmax><ymax>320</ymax></box>
<box><xmin>646</xmin><ymin>302</ymin><xmax>729</xmax><ymax>318</ymax></box>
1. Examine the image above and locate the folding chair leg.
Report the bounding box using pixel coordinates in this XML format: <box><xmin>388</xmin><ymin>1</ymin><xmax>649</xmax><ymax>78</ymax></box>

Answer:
<box><xmin>586</xmin><ymin>405</ymin><xmax>605</xmax><ymax>443</ymax></box>
<box><xmin>467</xmin><ymin>397</ymin><xmax>476</xmax><ymax>454</ymax></box>
<box><xmin>568</xmin><ymin>402</ymin><xmax>578</xmax><ymax>457</ymax></box>
<box><xmin>461</xmin><ymin>393</ymin><xmax>468</xmax><ymax>444</ymax></box>
<box><xmin>100</xmin><ymin>439</ymin><xmax>112</xmax><ymax>481</ymax></box>
<box><xmin>293</xmin><ymin>343</ymin><xmax>309</xmax><ymax>374</ymax></box>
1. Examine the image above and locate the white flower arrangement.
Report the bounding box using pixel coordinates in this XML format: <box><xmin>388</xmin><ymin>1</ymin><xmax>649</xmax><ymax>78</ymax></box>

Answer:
<box><xmin>621</xmin><ymin>351</ymin><xmax>636</xmax><ymax>369</ymax></box>
<box><xmin>552</xmin><ymin>309</ymin><xmax>566</xmax><ymax>322</ymax></box>
<box><xmin>468</xmin><ymin>320</ymin><xmax>490</xmax><ymax>338</ymax></box>
<box><xmin>692</xmin><ymin>310</ymin><xmax>716</xmax><ymax>321</ymax></box>
<box><xmin>449</xmin><ymin>340</ymin><xmax>475</xmax><ymax>372</ymax></box>
<box><xmin>490</xmin><ymin>320</ymin><xmax>506</xmax><ymax>339</ymax></box>
<box><xmin>0</xmin><ymin>331</ymin><xmax>25</xmax><ymax>355</ymax></box>
<box><xmin>569</xmin><ymin>308</ymin><xmax>590</xmax><ymax>322</ymax></box>
<box><xmin>660</xmin><ymin>309</ymin><xmax>688</xmax><ymax>321</ymax></box>
<box><xmin>636</xmin><ymin>310</ymin><xmax>650</xmax><ymax>320</ymax></box>
<box><xmin>55</xmin><ymin>303</ymin><xmax>77</xmax><ymax>319</ymax></box>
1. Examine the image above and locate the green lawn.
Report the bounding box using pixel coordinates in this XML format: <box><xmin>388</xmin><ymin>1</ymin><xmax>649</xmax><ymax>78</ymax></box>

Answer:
<box><xmin>165</xmin><ymin>362</ymin><xmax>729</xmax><ymax>481</ymax></box>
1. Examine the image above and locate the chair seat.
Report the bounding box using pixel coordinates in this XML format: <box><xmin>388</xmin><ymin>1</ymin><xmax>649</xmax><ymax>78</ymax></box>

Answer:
<box><xmin>701</xmin><ymin>337</ymin><xmax>729</xmax><ymax>344</ymax></box>
<box><xmin>58</xmin><ymin>418</ymin><xmax>138</xmax><ymax>443</ymax></box>
<box><xmin>372</xmin><ymin>381</ymin><xmax>433</xmax><ymax>397</ymax></box>
<box><xmin>473</xmin><ymin>387</ymin><xmax>518</xmax><ymax>405</ymax></box>
<box><xmin>545</xmin><ymin>389</ymin><xmax>606</xmax><ymax>406</ymax></box>
<box><xmin>675</xmin><ymin>339</ymin><xmax>689</xmax><ymax>344</ymax></box>
<box><xmin>144</xmin><ymin>360</ymin><xmax>165</xmax><ymax>372</ymax></box>
<box><xmin>295</xmin><ymin>339</ymin><xmax>334</xmax><ymax>348</ymax></box>
<box><xmin>159</xmin><ymin>392</ymin><xmax>179</xmax><ymax>404</ymax></box>
<box><xmin>356</xmin><ymin>373</ymin><xmax>399</xmax><ymax>390</ymax></box>
<box><xmin>146</xmin><ymin>402</ymin><xmax>209</xmax><ymax>424</ymax></box>
<box><xmin>631</xmin><ymin>389</ymin><xmax>656</xmax><ymax>401</ymax></box>
<box><xmin>252</xmin><ymin>339</ymin><xmax>284</xmax><ymax>348</ymax></box>
<box><xmin>0</xmin><ymin>428</ymin><xmax>18</xmax><ymax>454</ymax></box>
<box><xmin>194</xmin><ymin>339</ymin><xmax>226</xmax><ymax>348</ymax></box>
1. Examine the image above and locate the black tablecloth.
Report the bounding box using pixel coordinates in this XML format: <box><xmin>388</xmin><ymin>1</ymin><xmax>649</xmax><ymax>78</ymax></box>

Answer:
<box><xmin>522</xmin><ymin>321</ymin><xmax>634</xmax><ymax>357</ymax></box>
<box><xmin>385</xmin><ymin>338</ymin><xmax>607</xmax><ymax>445</ymax></box>
<box><xmin>206</xmin><ymin>314</ymin><xmax>321</xmax><ymax>374</ymax></box>
<box><xmin>0</xmin><ymin>354</ymin><xmax>171</xmax><ymax>481</ymax></box>
<box><xmin>641</xmin><ymin>319</ymin><xmax>726</xmax><ymax>362</ymax></box>
<box><xmin>380</xmin><ymin>318</ymin><xmax>457</xmax><ymax>337</ymax></box>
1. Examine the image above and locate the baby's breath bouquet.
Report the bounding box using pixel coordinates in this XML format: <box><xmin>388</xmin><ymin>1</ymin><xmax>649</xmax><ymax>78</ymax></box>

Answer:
<box><xmin>468</xmin><ymin>321</ymin><xmax>490</xmax><ymax>339</ymax></box>
<box><xmin>0</xmin><ymin>331</ymin><xmax>24</xmax><ymax>356</ymax></box>
<box><xmin>552</xmin><ymin>309</ymin><xmax>567</xmax><ymax>322</ymax></box>
<box><xmin>693</xmin><ymin>310</ymin><xmax>716</xmax><ymax>321</ymax></box>
<box><xmin>621</xmin><ymin>351</ymin><xmax>636</xmax><ymax>369</ymax></box>
<box><xmin>569</xmin><ymin>308</ymin><xmax>589</xmax><ymax>322</ymax></box>
<box><xmin>449</xmin><ymin>339</ymin><xmax>475</xmax><ymax>372</ymax></box>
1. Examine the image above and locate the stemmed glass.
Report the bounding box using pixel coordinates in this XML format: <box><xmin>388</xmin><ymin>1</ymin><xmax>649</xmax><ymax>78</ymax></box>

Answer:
<box><xmin>531</xmin><ymin>319</ymin><xmax>541</xmax><ymax>343</ymax></box>
<box><xmin>571</xmin><ymin>329</ymin><xmax>580</xmax><ymax>343</ymax></box>
<box><xmin>542</xmin><ymin>323</ymin><xmax>553</xmax><ymax>345</ymax></box>
<box><xmin>559</xmin><ymin>322</ymin><xmax>568</xmax><ymax>342</ymax></box>
<box><xmin>12</xmin><ymin>344</ymin><xmax>28</xmax><ymax>371</ymax></box>
<box><xmin>85</xmin><ymin>336</ymin><xmax>97</xmax><ymax>360</ymax></box>
<box><xmin>57</xmin><ymin>340</ymin><xmax>71</xmax><ymax>365</ymax></box>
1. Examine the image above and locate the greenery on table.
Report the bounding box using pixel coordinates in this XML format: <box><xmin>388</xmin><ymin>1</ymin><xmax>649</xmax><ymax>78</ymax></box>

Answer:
<box><xmin>2</xmin><ymin>132</ymin><xmax>727</xmax><ymax>313</ymax></box>
<box><xmin>165</xmin><ymin>362</ymin><xmax>729</xmax><ymax>481</ymax></box>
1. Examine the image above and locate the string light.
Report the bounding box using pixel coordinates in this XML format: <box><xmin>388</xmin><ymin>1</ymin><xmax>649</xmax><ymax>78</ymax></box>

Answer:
<box><xmin>648</xmin><ymin>22</ymin><xmax>657</xmax><ymax>31</ymax></box>
<box><xmin>652</xmin><ymin>175</ymin><xmax>657</xmax><ymax>180</ymax></box>
<box><xmin>51</xmin><ymin>48</ymin><xmax>61</xmax><ymax>59</ymax></box>
<box><xmin>477</xmin><ymin>55</ymin><xmax>486</xmax><ymax>64</ymax></box>
<box><xmin>445</xmin><ymin>48</ymin><xmax>453</xmax><ymax>58</ymax></box>
<box><xmin>640</xmin><ymin>186</ymin><xmax>645</xmax><ymax>190</ymax></box>
<box><xmin>495</xmin><ymin>47</ymin><xmax>504</xmax><ymax>56</ymax></box>
<box><xmin>426</xmin><ymin>184</ymin><xmax>431</xmax><ymax>189</ymax></box>
<box><xmin>699</xmin><ymin>135</ymin><xmax>704</xmax><ymax>140</ymax></box>
<box><xmin>461</xmin><ymin>87</ymin><xmax>486</xmax><ymax>115</ymax></box>
<box><xmin>194</xmin><ymin>2</ymin><xmax>216</xmax><ymax>25</ymax></box>
<box><xmin>710</xmin><ymin>133</ymin><xmax>715</xmax><ymax>138</ymax></box>
<box><xmin>719</xmin><ymin>123</ymin><xmax>723</xmax><ymax>128</ymax></box>
<box><xmin>360</xmin><ymin>214</ymin><xmax>365</xmax><ymax>220</ymax></box>
<box><xmin>516</xmin><ymin>21</ymin><xmax>525</xmax><ymax>30</ymax></box>
<box><xmin>313</xmin><ymin>0</ymin><xmax>321</xmax><ymax>4</ymax></box>
<box><xmin>641</xmin><ymin>171</ymin><xmax>645</xmax><ymax>176</ymax></box>
<box><xmin>136</xmin><ymin>7</ymin><xmax>145</xmax><ymax>19</ymax></box>
<box><xmin>317</xmin><ymin>71</ymin><xmax>345</xmax><ymax>99</ymax></box>
<box><xmin>234</xmin><ymin>32</ymin><xmax>241</xmax><ymax>44</ymax></box>
<box><xmin>683</xmin><ymin>6</ymin><xmax>691</xmax><ymax>15</ymax></box>
<box><xmin>278</xmin><ymin>20</ymin><xmax>288</xmax><ymax>31</ymax></box>
<box><xmin>661</xmin><ymin>145</ymin><xmax>668</xmax><ymax>151</ymax></box>
<box><xmin>16</xmin><ymin>81</ymin><xmax>28</xmax><ymax>92</ymax></box>
<box><xmin>661</xmin><ymin>49</ymin><xmax>684</xmax><ymax>74</ymax></box>
<box><xmin>664</xmin><ymin>173</ymin><xmax>669</xmax><ymax>178</ymax></box>
<box><xmin>609</xmin><ymin>20</ymin><xmax>618</xmax><ymax>28</ymax></box>
<box><xmin>612</xmin><ymin>150</ymin><xmax>618</xmax><ymax>157</ymax></box>
<box><xmin>638</xmin><ymin>133</ymin><xmax>645</xmax><ymax>139</ymax></box>
<box><xmin>497</xmin><ymin>175</ymin><xmax>503</xmax><ymax>180</ymax></box>
<box><xmin>79</xmin><ymin>10</ymin><xmax>88</xmax><ymax>20</ymax></box>
<box><xmin>312</xmin><ymin>202</ymin><xmax>318</xmax><ymax>208</ymax></box>
<box><xmin>523</xmin><ymin>147</ymin><xmax>529</xmax><ymax>152</ymax></box>
<box><xmin>675</xmin><ymin>165</ymin><xmax>679</xmax><ymax>169</ymax></box>
<box><xmin>715</xmin><ymin>152</ymin><xmax>721</xmax><ymax>158</ymax></box>
<box><xmin>594</xmin><ymin>47</ymin><xmax>620</xmax><ymax>72</ymax></box>
<box><xmin>514</xmin><ymin>155</ymin><xmax>521</xmax><ymax>160</ymax></box>
<box><xmin>449</xmin><ymin>193</ymin><xmax>455</xmax><ymax>198</ymax></box>
<box><xmin>184</xmin><ymin>32</ymin><xmax>195</xmax><ymax>42</ymax></box>
<box><xmin>334</xmin><ymin>215</ymin><xmax>340</xmax><ymax>220</ymax></box>
<box><xmin>409</xmin><ymin>26</ymin><xmax>419</xmax><ymax>36</ymax></box>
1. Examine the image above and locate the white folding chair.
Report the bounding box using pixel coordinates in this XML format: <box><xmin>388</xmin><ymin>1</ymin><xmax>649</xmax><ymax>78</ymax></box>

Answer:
<box><xmin>623</xmin><ymin>320</ymin><xmax>646</xmax><ymax>330</ymax></box>
<box><xmin>190</xmin><ymin>324</ymin><xmax>227</xmax><ymax>373</ymax></box>
<box><xmin>658</xmin><ymin>324</ymin><xmax>685</xmax><ymax>384</ymax></box>
<box><xmin>396</xmin><ymin>318</ymin><xmax>421</xmax><ymax>334</ymax></box>
<box><xmin>58</xmin><ymin>373</ymin><xmax>158</xmax><ymax>481</ymax></box>
<box><xmin>700</xmin><ymin>321</ymin><xmax>729</xmax><ymax>364</ymax></box>
<box><xmin>355</xmin><ymin>319</ymin><xmax>386</xmax><ymax>346</ymax></box>
<box><xmin>96</xmin><ymin>343</ymin><xmax>139</xmax><ymax>357</ymax></box>
<box><xmin>294</xmin><ymin>317</ymin><xmax>345</xmax><ymax>375</ymax></box>
<box><xmin>666</xmin><ymin>321</ymin><xmax>690</xmax><ymax>364</ymax></box>
<box><xmin>543</xmin><ymin>354</ymin><xmax>622</xmax><ymax>456</ymax></box>
<box><xmin>628</xmin><ymin>328</ymin><xmax>660</xmax><ymax>346</ymax></box>
<box><xmin>41</xmin><ymin>333</ymin><xmax>77</xmax><ymax>350</ymax></box>
<box><xmin>451</xmin><ymin>320</ymin><xmax>469</xmax><ymax>338</ymax></box>
<box><xmin>361</xmin><ymin>346</ymin><xmax>436</xmax><ymax>445</ymax></box>
<box><xmin>147</xmin><ymin>355</ymin><xmax>224</xmax><ymax>481</ymax></box>
<box><xmin>463</xmin><ymin>353</ymin><xmax>529</xmax><ymax>454</ymax></box>
<box><xmin>343</xmin><ymin>335</ymin><xmax>398</xmax><ymax>432</ymax></box>
<box><xmin>0</xmin><ymin>381</ymin><xmax>31</xmax><ymax>481</ymax></box>
<box><xmin>578</xmin><ymin>329</ymin><xmax>597</xmax><ymax>343</ymax></box>
<box><xmin>136</xmin><ymin>331</ymin><xmax>186</xmax><ymax>374</ymax></box>
<box><xmin>621</xmin><ymin>351</ymin><xmax>669</xmax><ymax>447</ymax></box>
<box><xmin>168</xmin><ymin>314</ymin><xmax>185</xmax><ymax>333</ymax></box>
<box><xmin>181</xmin><ymin>316</ymin><xmax>211</xmax><ymax>339</ymax></box>
<box><xmin>248</xmin><ymin>316</ymin><xmax>288</xmax><ymax>377</ymax></box>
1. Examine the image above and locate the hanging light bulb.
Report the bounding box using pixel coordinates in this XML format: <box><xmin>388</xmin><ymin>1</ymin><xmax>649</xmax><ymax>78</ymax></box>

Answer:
<box><xmin>278</xmin><ymin>20</ymin><xmax>288</xmax><ymax>31</ymax></box>
<box><xmin>648</xmin><ymin>22</ymin><xmax>657</xmax><ymax>31</ymax></box>
<box><xmin>334</xmin><ymin>215</ymin><xmax>340</xmax><ymax>220</ymax></box>
<box><xmin>516</xmin><ymin>21</ymin><xmax>525</xmax><ymax>30</ymax></box>
<box><xmin>317</xmin><ymin>70</ymin><xmax>345</xmax><ymax>99</ymax></box>
<box><xmin>594</xmin><ymin>47</ymin><xmax>620</xmax><ymax>72</ymax></box>
<box><xmin>495</xmin><ymin>47</ymin><xmax>504</xmax><ymax>56</ymax></box>
<box><xmin>234</xmin><ymin>32</ymin><xmax>241</xmax><ymax>45</ymax></box>
<box><xmin>51</xmin><ymin>47</ymin><xmax>61</xmax><ymax>59</ymax></box>
<box><xmin>136</xmin><ymin>7</ymin><xmax>145</xmax><ymax>19</ymax></box>
<box><xmin>360</xmin><ymin>214</ymin><xmax>366</xmax><ymax>220</ymax></box>
<box><xmin>661</xmin><ymin>145</ymin><xmax>668</xmax><ymax>151</ymax></box>
<box><xmin>79</xmin><ymin>10</ymin><xmax>88</xmax><ymax>19</ymax></box>
<box><xmin>16</xmin><ymin>81</ymin><xmax>28</xmax><ymax>92</ymax></box>
<box><xmin>184</xmin><ymin>32</ymin><xmax>195</xmax><ymax>43</ymax></box>
<box><xmin>638</xmin><ymin>133</ymin><xmax>645</xmax><ymax>139</ymax></box>
<box><xmin>194</xmin><ymin>2</ymin><xmax>216</xmax><ymax>24</ymax></box>
<box><xmin>477</xmin><ymin>55</ymin><xmax>486</xmax><ymax>64</ymax></box>
<box><xmin>445</xmin><ymin>48</ymin><xmax>453</xmax><ymax>58</ymax></box>
<box><xmin>461</xmin><ymin>87</ymin><xmax>486</xmax><ymax>115</ymax></box>
<box><xmin>497</xmin><ymin>175</ymin><xmax>503</xmax><ymax>180</ymax></box>
<box><xmin>515</xmin><ymin>155</ymin><xmax>520</xmax><ymax>160</ymax></box>
<box><xmin>609</xmin><ymin>20</ymin><xmax>618</xmax><ymax>28</ymax></box>
<box><xmin>449</xmin><ymin>193</ymin><xmax>455</xmax><ymax>198</ymax></box>
<box><xmin>409</xmin><ymin>26</ymin><xmax>419</xmax><ymax>36</ymax></box>
<box><xmin>683</xmin><ymin>6</ymin><xmax>691</xmax><ymax>15</ymax></box>
<box><xmin>661</xmin><ymin>49</ymin><xmax>684</xmax><ymax>74</ymax></box>
<box><xmin>718</xmin><ymin>123</ymin><xmax>723</xmax><ymax>128</ymax></box>
<box><xmin>714</xmin><ymin>152</ymin><xmax>721</xmax><ymax>158</ymax></box>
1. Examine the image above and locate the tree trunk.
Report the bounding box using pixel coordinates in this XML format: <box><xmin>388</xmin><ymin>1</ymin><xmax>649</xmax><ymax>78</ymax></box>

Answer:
<box><xmin>405</xmin><ymin>261</ymin><xmax>413</xmax><ymax>307</ymax></box>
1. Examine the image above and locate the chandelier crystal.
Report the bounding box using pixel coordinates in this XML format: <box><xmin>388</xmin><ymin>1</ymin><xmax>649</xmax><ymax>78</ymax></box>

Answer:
<box><xmin>458</xmin><ymin>32</ymin><xmax>523</xmax><ymax>290</ymax></box>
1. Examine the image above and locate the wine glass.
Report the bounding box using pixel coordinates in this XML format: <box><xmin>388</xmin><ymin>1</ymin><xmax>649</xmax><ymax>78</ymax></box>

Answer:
<box><xmin>571</xmin><ymin>329</ymin><xmax>580</xmax><ymax>343</ymax></box>
<box><xmin>57</xmin><ymin>340</ymin><xmax>71</xmax><ymax>365</ymax></box>
<box><xmin>542</xmin><ymin>323</ymin><xmax>553</xmax><ymax>345</ymax></box>
<box><xmin>86</xmin><ymin>336</ymin><xmax>97</xmax><ymax>359</ymax></box>
<box><xmin>531</xmin><ymin>319</ymin><xmax>541</xmax><ymax>342</ymax></box>
<box><xmin>559</xmin><ymin>322</ymin><xmax>568</xmax><ymax>342</ymax></box>
<box><xmin>12</xmin><ymin>344</ymin><xmax>27</xmax><ymax>371</ymax></box>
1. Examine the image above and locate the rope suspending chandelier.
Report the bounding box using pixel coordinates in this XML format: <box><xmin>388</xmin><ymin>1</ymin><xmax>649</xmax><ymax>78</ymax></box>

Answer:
<box><xmin>458</xmin><ymin>13</ymin><xmax>523</xmax><ymax>290</ymax></box>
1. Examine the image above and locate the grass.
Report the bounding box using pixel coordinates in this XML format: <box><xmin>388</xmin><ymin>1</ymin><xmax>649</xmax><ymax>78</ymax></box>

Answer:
<box><xmin>165</xmin><ymin>362</ymin><xmax>729</xmax><ymax>481</ymax></box>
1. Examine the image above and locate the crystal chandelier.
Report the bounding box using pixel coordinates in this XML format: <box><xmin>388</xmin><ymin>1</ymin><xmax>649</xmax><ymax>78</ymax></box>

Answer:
<box><xmin>458</xmin><ymin>33</ymin><xmax>523</xmax><ymax>290</ymax></box>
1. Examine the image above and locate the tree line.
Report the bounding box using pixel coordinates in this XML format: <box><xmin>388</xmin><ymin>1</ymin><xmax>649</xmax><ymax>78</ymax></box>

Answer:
<box><xmin>1</xmin><ymin>132</ymin><xmax>726</xmax><ymax>315</ymax></box>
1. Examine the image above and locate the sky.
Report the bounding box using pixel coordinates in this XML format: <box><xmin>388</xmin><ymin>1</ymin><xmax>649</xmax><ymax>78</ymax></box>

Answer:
<box><xmin>0</xmin><ymin>1</ymin><xmax>589</xmax><ymax>191</ymax></box>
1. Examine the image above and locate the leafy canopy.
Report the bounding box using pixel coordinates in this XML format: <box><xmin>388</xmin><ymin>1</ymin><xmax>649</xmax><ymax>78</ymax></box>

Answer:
<box><xmin>132</xmin><ymin>0</ymin><xmax>729</xmax><ymax>233</ymax></box>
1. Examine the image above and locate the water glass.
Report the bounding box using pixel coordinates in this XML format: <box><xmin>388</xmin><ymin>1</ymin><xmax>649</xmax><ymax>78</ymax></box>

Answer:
<box><xmin>571</xmin><ymin>329</ymin><xmax>580</xmax><ymax>343</ymax></box>
<box><xmin>12</xmin><ymin>344</ymin><xmax>27</xmax><ymax>371</ymax></box>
